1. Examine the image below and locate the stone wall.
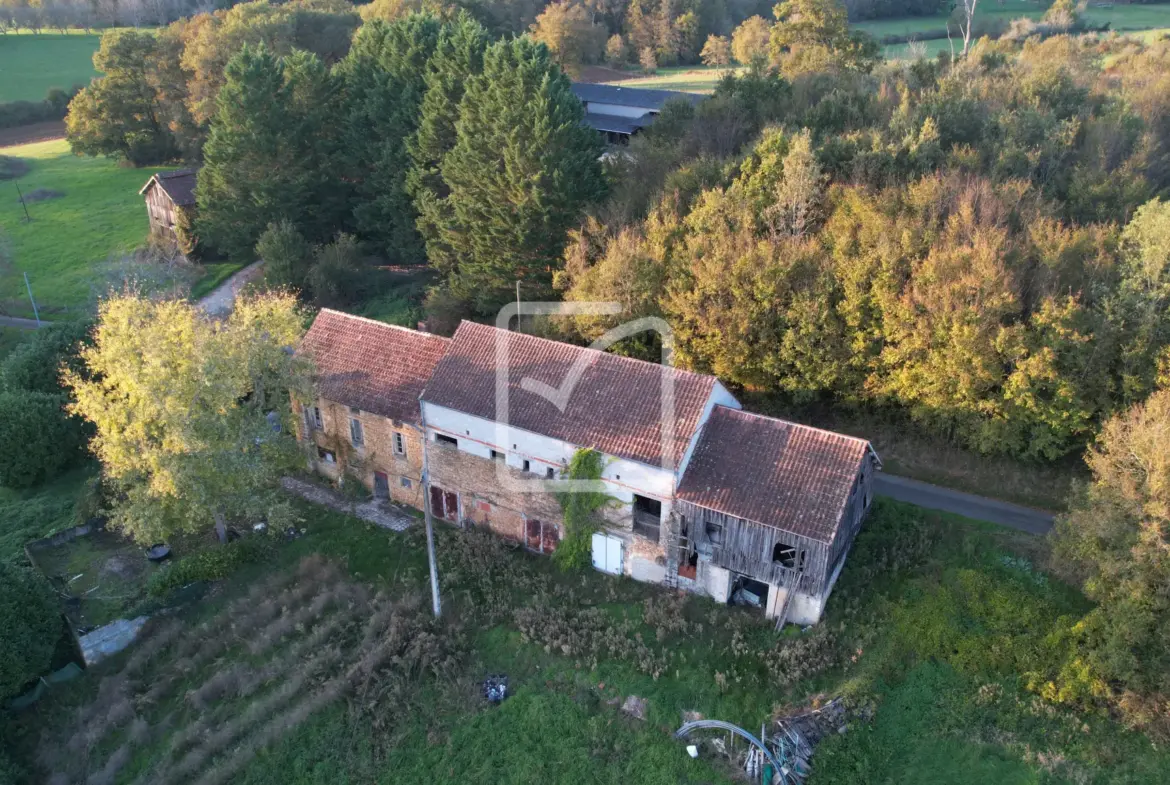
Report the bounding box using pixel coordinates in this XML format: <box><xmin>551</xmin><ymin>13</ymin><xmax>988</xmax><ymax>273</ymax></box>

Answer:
<box><xmin>428</xmin><ymin>440</ymin><xmax>667</xmax><ymax>572</ymax></box>
<box><xmin>293</xmin><ymin>398</ymin><xmax>427</xmax><ymax>509</ymax></box>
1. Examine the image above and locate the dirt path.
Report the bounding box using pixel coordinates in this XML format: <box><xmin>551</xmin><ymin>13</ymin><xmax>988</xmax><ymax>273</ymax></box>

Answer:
<box><xmin>0</xmin><ymin>121</ymin><xmax>66</xmax><ymax>148</ymax></box>
<box><xmin>197</xmin><ymin>261</ymin><xmax>264</xmax><ymax>317</ymax></box>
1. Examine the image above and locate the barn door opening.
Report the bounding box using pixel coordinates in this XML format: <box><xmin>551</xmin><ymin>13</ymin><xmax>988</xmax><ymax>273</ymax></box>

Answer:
<box><xmin>429</xmin><ymin>485</ymin><xmax>459</xmax><ymax>522</ymax></box>
<box><xmin>525</xmin><ymin>518</ymin><xmax>559</xmax><ymax>554</ymax></box>
<box><xmin>373</xmin><ymin>471</ymin><xmax>389</xmax><ymax>500</ymax></box>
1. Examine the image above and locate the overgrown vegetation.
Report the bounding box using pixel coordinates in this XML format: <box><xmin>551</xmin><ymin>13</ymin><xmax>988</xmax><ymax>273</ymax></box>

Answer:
<box><xmin>8</xmin><ymin>497</ymin><xmax>1170</xmax><ymax>783</ymax></box>
<box><xmin>553</xmin><ymin>448</ymin><xmax>617</xmax><ymax>570</ymax></box>
<box><xmin>0</xmin><ymin>561</ymin><xmax>61</xmax><ymax>700</ymax></box>
<box><xmin>146</xmin><ymin>537</ymin><xmax>274</xmax><ymax>598</ymax></box>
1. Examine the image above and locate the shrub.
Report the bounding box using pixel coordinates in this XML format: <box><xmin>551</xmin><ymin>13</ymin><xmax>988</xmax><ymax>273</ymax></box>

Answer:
<box><xmin>146</xmin><ymin>538</ymin><xmax>274</xmax><ymax>598</ymax></box>
<box><xmin>257</xmin><ymin>220</ymin><xmax>312</xmax><ymax>292</ymax></box>
<box><xmin>0</xmin><ymin>562</ymin><xmax>62</xmax><ymax>700</ymax></box>
<box><xmin>0</xmin><ymin>320</ymin><xmax>91</xmax><ymax>395</ymax></box>
<box><xmin>0</xmin><ymin>391</ymin><xmax>87</xmax><ymax>488</ymax></box>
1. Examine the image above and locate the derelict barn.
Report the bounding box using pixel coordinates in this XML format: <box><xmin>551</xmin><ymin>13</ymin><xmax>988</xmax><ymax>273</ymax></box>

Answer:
<box><xmin>673</xmin><ymin>406</ymin><xmax>878</xmax><ymax>626</ymax></box>
<box><xmin>139</xmin><ymin>169</ymin><xmax>197</xmax><ymax>242</ymax></box>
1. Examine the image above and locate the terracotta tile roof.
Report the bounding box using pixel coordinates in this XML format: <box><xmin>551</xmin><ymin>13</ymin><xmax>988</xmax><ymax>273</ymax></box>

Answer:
<box><xmin>298</xmin><ymin>310</ymin><xmax>449</xmax><ymax>425</ymax></box>
<box><xmin>677</xmin><ymin>406</ymin><xmax>873</xmax><ymax>543</ymax></box>
<box><xmin>139</xmin><ymin>169</ymin><xmax>198</xmax><ymax>207</ymax></box>
<box><xmin>421</xmin><ymin>321</ymin><xmax>718</xmax><ymax>469</ymax></box>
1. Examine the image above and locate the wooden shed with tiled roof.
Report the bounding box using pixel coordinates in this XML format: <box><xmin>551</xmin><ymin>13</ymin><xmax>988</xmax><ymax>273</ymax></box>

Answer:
<box><xmin>674</xmin><ymin>406</ymin><xmax>880</xmax><ymax>626</ymax></box>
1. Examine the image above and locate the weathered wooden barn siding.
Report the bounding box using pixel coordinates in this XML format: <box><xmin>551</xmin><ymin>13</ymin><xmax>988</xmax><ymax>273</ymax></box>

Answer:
<box><xmin>674</xmin><ymin>500</ymin><xmax>831</xmax><ymax>595</ymax></box>
<box><xmin>825</xmin><ymin>453</ymin><xmax>877</xmax><ymax>581</ymax></box>
<box><xmin>144</xmin><ymin>183</ymin><xmax>176</xmax><ymax>235</ymax></box>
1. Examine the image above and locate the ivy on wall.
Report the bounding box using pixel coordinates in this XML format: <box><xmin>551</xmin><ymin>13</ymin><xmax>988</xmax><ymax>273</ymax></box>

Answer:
<box><xmin>553</xmin><ymin>448</ymin><xmax>618</xmax><ymax>570</ymax></box>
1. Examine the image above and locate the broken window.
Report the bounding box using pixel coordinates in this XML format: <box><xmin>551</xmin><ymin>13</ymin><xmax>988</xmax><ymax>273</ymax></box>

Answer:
<box><xmin>545</xmin><ymin>467</ymin><xmax>555</xmax><ymax>479</ymax></box>
<box><xmin>632</xmin><ymin>495</ymin><xmax>662</xmax><ymax>541</ymax></box>
<box><xmin>349</xmin><ymin>417</ymin><xmax>364</xmax><ymax>447</ymax></box>
<box><xmin>772</xmin><ymin>542</ymin><xmax>804</xmax><ymax>571</ymax></box>
<box><xmin>705</xmin><ymin>520</ymin><xmax>724</xmax><ymax>546</ymax></box>
<box><xmin>490</xmin><ymin>449</ymin><xmax>506</xmax><ymax>462</ymax></box>
<box><xmin>393</xmin><ymin>432</ymin><xmax>406</xmax><ymax>456</ymax></box>
<box><xmin>316</xmin><ymin>447</ymin><xmax>336</xmax><ymax>464</ymax></box>
<box><xmin>435</xmin><ymin>434</ymin><xmax>458</xmax><ymax>448</ymax></box>
<box><xmin>304</xmin><ymin>405</ymin><xmax>323</xmax><ymax>432</ymax></box>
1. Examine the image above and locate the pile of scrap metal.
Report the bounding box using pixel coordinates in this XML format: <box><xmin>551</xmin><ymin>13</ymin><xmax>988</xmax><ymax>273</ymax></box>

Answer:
<box><xmin>675</xmin><ymin>698</ymin><xmax>848</xmax><ymax>785</ymax></box>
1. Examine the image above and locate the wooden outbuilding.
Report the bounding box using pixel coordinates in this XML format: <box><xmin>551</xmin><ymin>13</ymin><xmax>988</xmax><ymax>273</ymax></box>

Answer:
<box><xmin>139</xmin><ymin>169</ymin><xmax>197</xmax><ymax>241</ymax></box>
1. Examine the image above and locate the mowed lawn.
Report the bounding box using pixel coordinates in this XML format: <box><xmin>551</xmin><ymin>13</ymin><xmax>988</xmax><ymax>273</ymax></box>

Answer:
<box><xmin>0</xmin><ymin>32</ymin><xmax>100</xmax><ymax>103</ymax></box>
<box><xmin>608</xmin><ymin>65</ymin><xmax>738</xmax><ymax>93</ymax></box>
<box><xmin>0</xmin><ymin>139</ymin><xmax>148</xmax><ymax>318</ymax></box>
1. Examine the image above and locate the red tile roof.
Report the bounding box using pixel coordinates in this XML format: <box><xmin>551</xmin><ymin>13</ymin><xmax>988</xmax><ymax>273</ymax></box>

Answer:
<box><xmin>677</xmin><ymin>406</ymin><xmax>873</xmax><ymax>542</ymax></box>
<box><xmin>299</xmin><ymin>310</ymin><xmax>449</xmax><ymax>425</ymax></box>
<box><xmin>421</xmin><ymin>321</ymin><xmax>718</xmax><ymax>469</ymax></box>
<box><xmin>139</xmin><ymin>169</ymin><xmax>198</xmax><ymax>207</ymax></box>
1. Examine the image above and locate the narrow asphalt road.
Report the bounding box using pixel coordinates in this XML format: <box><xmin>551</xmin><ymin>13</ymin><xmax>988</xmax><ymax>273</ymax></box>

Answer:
<box><xmin>0</xmin><ymin>315</ymin><xmax>48</xmax><ymax>329</ymax></box>
<box><xmin>875</xmin><ymin>473</ymin><xmax>1055</xmax><ymax>535</ymax></box>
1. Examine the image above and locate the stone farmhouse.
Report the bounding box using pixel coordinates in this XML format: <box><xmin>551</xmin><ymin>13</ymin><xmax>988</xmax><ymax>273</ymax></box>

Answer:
<box><xmin>294</xmin><ymin>310</ymin><xmax>880</xmax><ymax>627</ymax></box>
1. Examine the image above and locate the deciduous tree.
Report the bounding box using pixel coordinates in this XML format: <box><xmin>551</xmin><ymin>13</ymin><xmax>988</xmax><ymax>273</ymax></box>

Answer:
<box><xmin>65</xmin><ymin>292</ymin><xmax>311</xmax><ymax>544</ymax></box>
<box><xmin>700</xmin><ymin>33</ymin><xmax>730</xmax><ymax>66</ymax></box>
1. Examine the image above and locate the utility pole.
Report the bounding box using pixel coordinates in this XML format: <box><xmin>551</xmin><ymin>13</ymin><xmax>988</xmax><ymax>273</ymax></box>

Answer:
<box><xmin>15</xmin><ymin>181</ymin><xmax>31</xmax><ymax>223</ymax></box>
<box><xmin>515</xmin><ymin>280</ymin><xmax>521</xmax><ymax>332</ymax></box>
<box><xmin>24</xmin><ymin>272</ymin><xmax>40</xmax><ymax>326</ymax></box>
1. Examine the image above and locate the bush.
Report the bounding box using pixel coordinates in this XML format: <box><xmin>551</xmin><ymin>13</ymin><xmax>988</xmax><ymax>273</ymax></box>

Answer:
<box><xmin>0</xmin><ymin>320</ymin><xmax>90</xmax><ymax>395</ymax></box>
<box><xmin>258</xmin><ymin>220</ymin><xmax>312</xmax><ymax>292</ymax></box>
<box><xmin>146</xmin><ymin>538</ymin><xmax>274</xmax><ymax>598</ymax></box>
<box><xmin>0</xmin><ymin>562</ymin><xmax>61</xmax><ymax>700</ymax></box>
<box><xmin>0</xmin><ymin>391</ymin><xmax>87</xmax><ymax>488</ymax></box>
<box><xmin>0</xmin><ymin>86</ymin><xmax>82</xmax><ymax>130</ymax></box>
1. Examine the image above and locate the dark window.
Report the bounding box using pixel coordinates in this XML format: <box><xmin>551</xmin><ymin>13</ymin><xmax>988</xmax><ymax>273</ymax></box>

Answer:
<box><xmin>632</xmin><ymin>495</ymin><xmax>662</xmax><ymax>541</ymax></box>
<box><xmin>349</xmin><ymin>418</ymin><xmax>364</xmax><ymax>447</ymax></box>
<box><xmin>705</xmin><ymin>520</ymin><xmax>723</xmax><ymax>546</ymax></box>
<box><xmin>400</xmin><ymin>477</ymin><xmax>412</xmax><ymax>489</ymax></box>
<box><xmin>436</xmin><ymin>434</ymin><xmax>458</xmax><ymax>448</ymax></box>
<box><xmin>305</xmin><ymin>405</ymin><xmax>323</xmax><ymax>431</ymax></box>
<box><xmin>772</xmin><ymin>542</ymin><xmax>804</xmax><ymax>571</ymax></box>
<box><xmin>522</xmin><ymin>459</ymin><xmax>531</xmax><ymax>473</ymax></box>
<box><xmin>545</xmin><ymin>467</ymin><xmax>555</xmax><ymax>479</ymax></box>
<box><xmin>490</xmin><ymin>449</ymin><xmax>505</xmax><ymax>462</ymax></box>
<box><xmin>316</xmin><ymin>447</ymin><xmax>336</xmax><ymax>464</ymax></box>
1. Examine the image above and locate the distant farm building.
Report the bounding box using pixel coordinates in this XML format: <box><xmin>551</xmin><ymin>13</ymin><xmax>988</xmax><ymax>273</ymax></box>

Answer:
<box><xmin>571</xmin><ymin>83</ymin><xmax>705</xmax><ymax>144</ymax></box>
<box><xmin>139</xmin><ymin>169</ymin><xmax>197</xmax><ymax>242</ymax></box>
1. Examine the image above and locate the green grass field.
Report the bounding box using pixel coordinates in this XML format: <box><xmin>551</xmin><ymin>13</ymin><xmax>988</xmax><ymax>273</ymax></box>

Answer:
<box><xmin>0</xmin><ymin>139</ymin><xmax>149</xmax><ymax>319</ymax></box>
<box><xmin>857</xmin><ymin>0</ymin><xmax>1170</xmax><ymax>40</ymax></box>
<box><xmin>8</xmin><ymin>495</ymin><xmax>1170</xmax><ymax>784</ymax></box>
<box><xmin>0</xmin><ymin>32</ymin><xmax>100</xmax><ymax>103</ymax></box>
<box><xmin>612</xmin><ymin>65</ymin><xmax>738</xmax><ymax>93</ymax></box>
